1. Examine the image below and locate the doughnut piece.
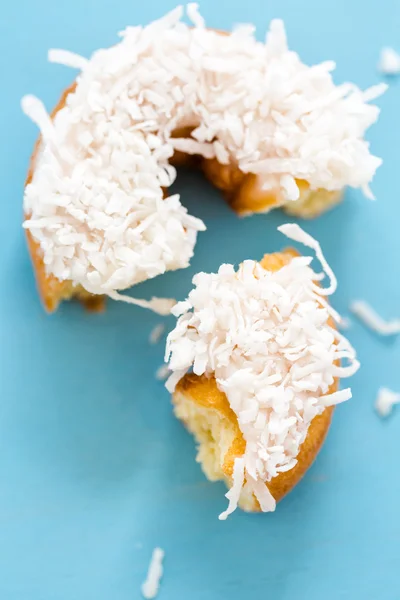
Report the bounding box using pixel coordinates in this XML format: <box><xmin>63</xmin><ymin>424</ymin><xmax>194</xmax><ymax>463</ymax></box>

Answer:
<box><xmin>165</xmin><ymin>225</ymin><xmax>359</xmax><ymax>517</ymax></box>
<box><xmin>173</xmin><ymin>373</ymin><xmax>334</xmax><ymax>512</ymax></box>
<box><xmin>22</xmin><ymin>5</ymin><xmax>384</xmax><ymax>312</ymax></box>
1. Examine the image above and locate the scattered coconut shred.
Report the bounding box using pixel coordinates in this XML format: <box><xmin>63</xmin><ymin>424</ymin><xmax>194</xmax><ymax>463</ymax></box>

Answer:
<box><xmin>22</xmin><ymin>4</ymin><xmax>385</xmax><ymax>312</ymax></box>
<box><xmin>378</xmin><ymin>47</ymin><xmax>400</xmax><ymax>75</ymax></box>
<box><xmin>141</xmin><ymin>547</ymin><xmax>165</xmax><ymax>599</ymax></box>
<box><xmin>165</xmin><ymin>224</ymin><xmax>360</xmax><ymax>519</ymax></box>
<box><xmin>155</xmin><ymin>364</ymin><xmax>171</xmax><ymax>381</ymax></box>
<box><xmin>350</xmin><ymin>300</ymin><xmax>400</xmax><ymax>336</ymax></box>
<box><xmin>149</xmin><ymin>323</ymin><xmax>166</xmax><ymax>345</ymax></box>
<box><xmin>375</xmin><ymin>387</ymin><xmax>400</xmax><ymax>418</ymax></box>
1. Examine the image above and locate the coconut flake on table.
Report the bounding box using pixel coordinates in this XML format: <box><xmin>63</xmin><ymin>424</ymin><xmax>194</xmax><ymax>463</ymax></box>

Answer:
<box><xmin>350</xmin><ymin>300</ymin><xmax>400</xmax><ymax>336</ymax></box>
<box><xmin>22</xmin><ymin>4</ymin><xmax>384</xmax><ymax>304</ymax></box>
<box><xmin>149</xmin><ymin>323</ymin><xmax>166</xmax><ymax>345</ymax></box>
<box><xmin>165</xmin><ymin>224</ymin><xmax>359</xmax><ymax>519</ymax></box>
<box><xmin>155</xmin><ymin>364</ymin><xmax>171</xmax><ymax>381</ymax></box>
<box><xmin>375</xmin><ymin>387</ymin><xmax>400</xmax><ymax>418</ymax></box>
<box><xmin>48</xmin><ymin>49</ymin><xmax>89</xmax><ymax>70</ymax></box>
<box><xmin>378</xmin><ymin>47</ymin><xmax>400</xmax><ymax>75</ymax></box>
<box><xmin>338</xmin><ymin>316</ymin><xmax>351</xmax><ymax>330</ymax></box>
<box><xmin>141</xmin><ymin>547</ymin><xmax>165</xmax><ymax>599</ymax></box>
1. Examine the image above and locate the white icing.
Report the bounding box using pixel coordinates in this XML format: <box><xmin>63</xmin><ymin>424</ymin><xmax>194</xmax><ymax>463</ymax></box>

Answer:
<box><xmin>165</xmin><ymin>225</ymin><xmax>359</xmax><ymax>518</ymax></box>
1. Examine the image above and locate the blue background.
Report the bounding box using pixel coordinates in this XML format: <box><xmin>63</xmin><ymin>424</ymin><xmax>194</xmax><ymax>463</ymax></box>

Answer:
<box><xmin>1</xmin><ymin>0</ymin><xmax>400</xmax><ymax>598</ymax></box>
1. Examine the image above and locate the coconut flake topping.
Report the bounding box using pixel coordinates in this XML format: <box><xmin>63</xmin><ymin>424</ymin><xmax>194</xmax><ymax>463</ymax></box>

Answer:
<box><xmin>165</xmin><ymin>224</ymin><xmax>359</xmax><ymax>518</ymax></box>
<box><xmin>22</xmin><ymin>4</ymin><xmax>383</xmax><ymax>299</ymax></box>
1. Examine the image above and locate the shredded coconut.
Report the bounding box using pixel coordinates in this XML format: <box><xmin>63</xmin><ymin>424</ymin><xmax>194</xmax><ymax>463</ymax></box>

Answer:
<box><xmin>48</xmin><ymin>49</ymin><xmax>89</xmax><ymax>70</ymax></box>
<box><xmin>378</xmin><ymin>47</ymin><xmax>400</xmax><ymax>75</ymax></box>
<box><xmin>156</xmin><ymin>364</ymin><xmax>171</xmax><ymax>381</ymax></box>
<box><xmin>375</xmin><ymin>387</ymin><xmax>400</xmax><ymax>418</ymax></box>
<box><xmin>22</xmin><ymin>4</ymin><xmax>383</xmax><ymax>302</ymax></box>
<box><xmin>338</xmin><ymin>316</ymin><xmax>351</xmax><ymax>330</ymax></box>
<box><xmin>149</xmin><ymin>323</ymin><xmax>166</xmax><ymax>345</ymax></box>
<box><xmin>141</xmin><ymin>547</ymin><xmax>164</xmax><ymax>599</ymax></box>
<box><xmin>350</xmin><ymin>300</ymin><xmax>400</xmax><ymax>336</ymax></box>
<box><xmin>165</xmin><ymin>224</ymin><xmax>359</xmax><ymax>518</ymax></box>
<box><xmin>278</xmin><ymin>223</ymin><xmax>337</xmax><ymax>295</ymax></box>
<box><xmin>108</xmin><ymin>291</ymin><xmax>174</xmax><ymax>315</ymax></box>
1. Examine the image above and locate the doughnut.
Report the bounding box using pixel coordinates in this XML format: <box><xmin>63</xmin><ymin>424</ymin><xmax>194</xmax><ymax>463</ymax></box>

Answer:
<box><xmin>165</xmin><ymin>224</ymin><xmax>359</xmax><ymax>518</ymax></box>
<box><xmin>22</xmin><ymin>4</ymin><xmax>385</xmax><ymax>312</ymax></box>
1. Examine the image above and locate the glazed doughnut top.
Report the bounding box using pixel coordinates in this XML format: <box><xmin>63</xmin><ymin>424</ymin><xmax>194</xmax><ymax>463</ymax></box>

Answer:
<box><xmin>23</xmin><ymin>4</ymin><xmax>384</xmax><ymax>299</ymax></box>
<box><xmin>166</xmin><ymin>225</ymin><xmax>359</xmax><ymax>519</ymax></box>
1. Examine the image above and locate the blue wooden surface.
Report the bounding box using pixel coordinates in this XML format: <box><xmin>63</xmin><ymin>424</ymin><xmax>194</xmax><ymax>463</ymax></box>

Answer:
<box><xmin>0</xmin><ymin>1</ymin><xmax>400</xmax><ymax>598</ymax></box>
